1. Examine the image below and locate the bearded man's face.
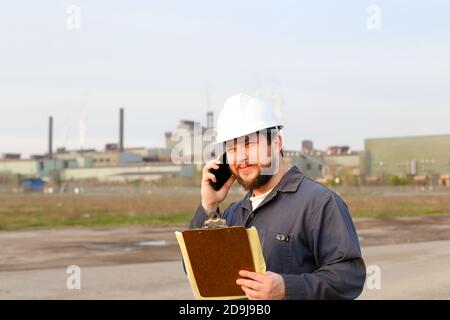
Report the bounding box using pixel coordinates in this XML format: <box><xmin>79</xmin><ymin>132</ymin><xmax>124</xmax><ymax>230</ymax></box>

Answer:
<box><xmin>225</xmin><ymin>132</ymin><xmax>279</xmax><ymax>191</ymax></box>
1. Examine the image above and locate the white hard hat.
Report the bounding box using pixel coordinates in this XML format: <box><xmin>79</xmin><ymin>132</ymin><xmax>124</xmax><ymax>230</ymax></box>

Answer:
<box><xmin>215</xmin><ymin>93</ymin><xmax>283</xmax><ymax>144</ymax></box>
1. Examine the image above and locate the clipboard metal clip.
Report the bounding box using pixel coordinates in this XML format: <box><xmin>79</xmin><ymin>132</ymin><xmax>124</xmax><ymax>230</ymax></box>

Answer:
<box><xmin>204</xmin><ymin>211</ymin><xmax>227</xmax><ymax>228</ymax></box>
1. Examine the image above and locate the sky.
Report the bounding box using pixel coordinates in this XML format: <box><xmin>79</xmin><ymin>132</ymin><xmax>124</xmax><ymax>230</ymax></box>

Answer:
<box><xmin>1</xmin><ymin>0</ymin><xmax>449</xmax><ymax>157</ymax></box>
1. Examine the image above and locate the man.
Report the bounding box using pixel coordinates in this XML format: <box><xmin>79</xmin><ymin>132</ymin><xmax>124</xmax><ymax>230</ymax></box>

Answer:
<box><xmin>189</xmin><ymin>93</ymin><xmax>366</xmax><ymax>300</ymax></box>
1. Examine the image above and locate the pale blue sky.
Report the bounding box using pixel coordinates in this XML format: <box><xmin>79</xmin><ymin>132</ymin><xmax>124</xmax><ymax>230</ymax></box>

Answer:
<box><xmin>1</xmin><ymin>1</ymin><xmax>449</xmax><ymax>156</ymax></box>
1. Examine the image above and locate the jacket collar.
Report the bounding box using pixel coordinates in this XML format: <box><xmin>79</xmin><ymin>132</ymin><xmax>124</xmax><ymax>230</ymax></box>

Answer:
<box><xmin>240</xmin><ymin>165</ymin><xmax>304</xmax><ymax>212</ymax></box>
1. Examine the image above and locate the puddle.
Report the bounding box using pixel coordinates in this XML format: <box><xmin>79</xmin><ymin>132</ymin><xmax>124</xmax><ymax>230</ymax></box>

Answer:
<box><xmin>84</xmin><ymin>243</ymin><xmax>135</xmax><ymax>252</ymax></box>
<box><xmin>84</xmin><ymin>239</ymin><xmax>174</xmax><ymax>252</ymax></box>
<box><xmin>136</xmin><ymin>240</ymin><xmax>170</xmax><ymax>247</ymax></box>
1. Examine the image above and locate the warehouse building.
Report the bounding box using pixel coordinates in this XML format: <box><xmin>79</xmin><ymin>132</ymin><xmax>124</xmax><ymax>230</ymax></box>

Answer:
<box><xmin>365</xmin><ymin>134</ymin><xmax>450</xmax><ymax>185</ymax></box>
<box><xmin>322</xmin><ymin>152</ymin><xmax>363</xmax><ymax>185</ymax></box>
<box><xmin>61</xmin><ymin>163</ymin><xmax>190</xmax><ymax>182</ymax></box>
<box><xmin>284</xmin><ymin>150</ymin><xmax>324</xmax><ymax>179</ymax></box>
<box><xmin>0</xmin><ymin>158</ymin><xmax>78</xmax><ymax>179</ymax></box>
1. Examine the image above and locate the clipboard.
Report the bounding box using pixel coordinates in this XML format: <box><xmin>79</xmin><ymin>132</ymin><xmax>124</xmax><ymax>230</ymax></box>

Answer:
<box><xmin>175</xmin><ymin>214</ymin><xmax>266</xmax><ymax>300</ymax></box>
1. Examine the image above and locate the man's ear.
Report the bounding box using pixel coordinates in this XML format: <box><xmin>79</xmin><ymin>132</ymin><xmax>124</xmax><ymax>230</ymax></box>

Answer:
<box><xmin>276</xmin><ymin>134</ymin><xmax>283</xmax><ymax>153</ymax></box>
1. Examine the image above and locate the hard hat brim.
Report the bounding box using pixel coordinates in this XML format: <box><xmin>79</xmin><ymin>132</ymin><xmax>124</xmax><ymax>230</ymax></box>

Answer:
<box><xmin>214</xmin><ymin>124</ymin><xmax>284</xmax><ymax>145</ymax></box>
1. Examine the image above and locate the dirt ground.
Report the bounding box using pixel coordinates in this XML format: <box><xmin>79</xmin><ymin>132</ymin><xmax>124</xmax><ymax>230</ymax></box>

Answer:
<box><xmin>1</xmin><ymin>214</ymin><xmax>450</xmax><ymax>299</ymax></box>
<box><xmin>2</xmin><ymin>240</ymin><xmax>449</xmax><ymax>299</ymax></box>
<box><xmin>1</xmin><ymin>213</ymin><xmax>450</xmax><ymax>272</ymax></box>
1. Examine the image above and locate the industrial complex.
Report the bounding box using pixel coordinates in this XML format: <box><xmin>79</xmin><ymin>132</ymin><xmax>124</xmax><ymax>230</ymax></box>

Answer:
<box><xmin>1</xmin><ymin>109</ymin><xmax>450</xmax><ymax>187</ymax></box>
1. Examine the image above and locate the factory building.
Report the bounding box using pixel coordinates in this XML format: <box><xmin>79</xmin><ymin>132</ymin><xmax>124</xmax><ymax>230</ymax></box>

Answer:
<box><xmin>165</xmin><ymin>111</ymin><xmax>215</xmax><ymax>163</ymax></box>
<box><xmin>284</xmin><ymin>150</ymin><xmax>324</xmax><ymax>180</ymax></box>
<box><xmin>54</xmin><ymin>148</ymin><xmax>143</xmax><ymax>168</ymax></box>
<box><xmin>61</xmin><ymin>163</ymin><xmax>189</xmax><ymax>182</ymax></box>
<box><xmin>0</xmin><ymin>157</ymin><xmax>78</xmax><ymax>179</ymax></box>
<box><xmin>365</xmin><ymin>134</ymin><xmax>450</xmax><ymax>186</ymax></box>
<box><xmin>0</xmin><ymin>108</ymin><xmax>214</xmax><ymax>183</ymax></box>
<box><xmin>288</xmin><ymin>141</ymin><xmax>364</xmax><ymax>185</ymax></box>
<box><xmin>321</xmin><ymin>146</ymin><xmax>364</xmax><ymax>185</ymax></box>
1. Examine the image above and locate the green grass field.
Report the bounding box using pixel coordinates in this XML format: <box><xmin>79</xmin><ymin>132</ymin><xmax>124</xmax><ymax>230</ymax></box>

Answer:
<box><xmin>1</xmin><ymin>191</ymin><xmax>450</xmax><ymax>230</ymax></box>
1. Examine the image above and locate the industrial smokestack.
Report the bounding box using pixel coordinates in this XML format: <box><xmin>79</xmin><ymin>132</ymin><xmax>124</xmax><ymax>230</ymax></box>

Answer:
<box><xmin>206</xmin><ymin>111</ymin><xmax>214</xmax><ymax>129</ymax></box>
<box><xmin>119</xmin><ymin>108</ymin><xmax>124</xmax><ymax>152</ymax></box>
<box><xmin>48</xmin><ymin>116</ymin><xmax>53</xmax><ymax>159</ymax></box>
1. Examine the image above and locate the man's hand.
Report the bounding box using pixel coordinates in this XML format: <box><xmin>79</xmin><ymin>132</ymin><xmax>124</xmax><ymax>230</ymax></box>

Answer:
<box><xmin>201</xmin><ymin>159</ymin><xmax>235</xmax><ymax>213</ymax></box>
<box><xmin>236</xmin><ymin>270</ymin><xmax>285</xmax><ymax>300</ymax></box>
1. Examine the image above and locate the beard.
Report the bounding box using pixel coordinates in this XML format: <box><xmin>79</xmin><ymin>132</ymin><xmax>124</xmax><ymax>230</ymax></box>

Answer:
<box><xmin>229</xmin><ymin>143</ymin><xmax>279</xmax><ymax>192</ymax></box>
<box><xmin>232</xmin><ymin>165</ymin><xmax>274</xmax><ymax>191</ymax></box>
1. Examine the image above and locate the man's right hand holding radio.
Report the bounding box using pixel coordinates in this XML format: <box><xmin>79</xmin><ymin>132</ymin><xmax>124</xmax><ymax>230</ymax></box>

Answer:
<box><xmin>201</xmin><ymin>159</ymin><xmax>236</xmax><ymax>213</ymax></box>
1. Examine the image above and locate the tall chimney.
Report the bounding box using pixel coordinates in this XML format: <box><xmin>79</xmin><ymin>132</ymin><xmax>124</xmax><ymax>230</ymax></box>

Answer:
<box><xmin>48</xmin><ymin>116</ymin><xmax>53</xmax><ymax>159</ymax></box>
<box><xmin>206</xmin><ymin>111</ymin><xmax>214</xmax><ymax>129</ymax></box>
<box><xmin>119</xmin><ymin>108</ymin><xmax>124</xmax><ymax>152</ymax></box>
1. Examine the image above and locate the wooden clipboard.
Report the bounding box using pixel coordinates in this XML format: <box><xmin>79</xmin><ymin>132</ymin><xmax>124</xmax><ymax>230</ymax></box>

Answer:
<box><xmin>175</xmin><ymin>225</ymin><xmax>266</xmax><ymax>300</ymax></box>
